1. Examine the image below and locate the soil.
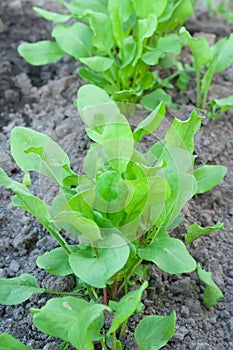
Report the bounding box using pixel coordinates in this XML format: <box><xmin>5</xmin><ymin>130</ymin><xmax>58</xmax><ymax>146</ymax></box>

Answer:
<box><xmin>0</xmin><ymin>1</ymin><xmax>233</xmax><ymax>349</ymax></box>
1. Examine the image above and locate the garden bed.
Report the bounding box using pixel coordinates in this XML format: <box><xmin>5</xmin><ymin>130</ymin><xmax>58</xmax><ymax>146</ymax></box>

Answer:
<box><xmin>0</xmin><ymin>1</ymin><xmax>233</xmax><ymax>349</ymax></box>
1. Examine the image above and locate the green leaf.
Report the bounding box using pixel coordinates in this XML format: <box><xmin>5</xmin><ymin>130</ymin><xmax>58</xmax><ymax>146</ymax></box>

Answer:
<box><xmin>165</xmin><ymin>110</ymin><xmax>202</xmax><ymax>152</ymax></box>
<box><xmin>88</xmin><ymin>12</ymin><xmax>114</xmax><ymax>54</ymax></box>
<box><xmin>209</xmin><ymin>95</ymin><xmax>233</xmax><ymax>113</ymax></box>
<box><xmin>54</xmin><ymin>210</ymin><xmax>102</xmax><ymax>241</ymax></box>
<box><xmin>0</xmin><ymin>168</ymin><xmax>51</xmax><ymax>228</ymax></box>
<box><xmin>36</xmin><ymin>247</ymin><xmax>73</xmax><ymax>276</ymax></box>
<box><xmin>197</xmin><ymin>264</ymin><xmax>224</xmax><ymax>307</ymax></box>
<box><xmin>0</xmin><ymin>333</ymin><xmax>41</xmax><ymax>350</ymax></box>
<box><xmin>52</xmin><ymin>22</ymin><xmax>93</xmax><ymax>59</ymax></box>
<box><xmin>179</xmin><ymin>27</ymin><xmax>212</xmax><ymax>69</ymax></box>
<box><xmin>107</xmin><ymin>282</ymin><xmax>148</xmax><ymax>335</ymax></box>
<box><xmin>184</xmin><ymin>222</ymin><xmax>224</xmax><ymax>244</ymax></box>
<box><xmin>0</xmin><ymin>274</ymin><xmax>45</xmax><ymax>305</ymax></box>
<box><xmin>33</xmin><ymin>6</ymin><xmax>71</xmax><ymax>22</ymax></box>
<box><xmin>10</xmin><ymin>127</ymin><xmax>77</xmax><ymax>186</ymax></box>
<box><xmin>18</xmin><ymin>41</ymin><xmax>64</xmax><ymax>65</ymax></box>
<box><xmin>69</xmin><ymin>234</ymin><xmax>130</xmax><ymax>288</ymax></box>
<box><xmin>78</xmin><ymin>66</ymin><xmax>111</xmax><ymax>87</ymax></box>
<box><xmin>202</xmin><ymin>33</ymin><xmax>233</xmax><ymax>97</ymax></box>
<box><xmin>193</xmin><ymin>165</ymin><xmax>226</xmax><ymax>194</ymax></box>
<box><xmin>141</xmin><ymin>88</ymin><xmax>175</xmax><ymax>110</ymax></box>
<box><xmin>142</xmin><ymin>34</ymin><xmax>182</xmax><ymax>65</ymax></box>
<box><xmin>138</xmin><ymin>236</ymin><xmax>196</xmax><ymax>274</ymax></box>
<box><xmin>135</xmin><ymin>311</ymin><xmax>176</xmax><ymax>350</ymax></box>
<box><xmin>32</xmin><ymin>297</ymin><xmax>109</xmax><ymax>350</ymax></box>
<box><xmin>79</xmin><ymin>56</ymin><xmax>114</xmax><ymax>72</ymax></box>
<box><xmin>134</xmin><ymin>14</ymin><xmax>157</xmax><ymax>66</ymax></box>
<box><xmin>133</xmin><ymin>102</ymin><xmax>166</xmax><ymax>142</ymax></box>
<box><xmin>102</xmin><ymin>118</ymin><xmax>134</xmax><ymax>173</ymax></box>
<box><xmin>60</xmin><ymin>0</ymin><xmax>108</xmax><ymax>17</ymax></box>
<box><xmin>132</xmin><ymin>0</ymin><xmax>167</xmax><ymax>18</ymax></box>
<box><xmin>96</xmin><ymin>171</ymin><xmax>121</xmax><ymax>201</ymax></box>
<box><xmin>76</xmin><ymin>85</ymin><xmax>120</xmax><ymax>126</ymax></box>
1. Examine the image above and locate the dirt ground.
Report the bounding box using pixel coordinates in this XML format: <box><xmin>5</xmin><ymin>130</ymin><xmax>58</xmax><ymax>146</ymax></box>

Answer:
<box><xmin>0</xmin><ymin>1</ymin><xmax>233</xmax><ymax>349</ymax></box>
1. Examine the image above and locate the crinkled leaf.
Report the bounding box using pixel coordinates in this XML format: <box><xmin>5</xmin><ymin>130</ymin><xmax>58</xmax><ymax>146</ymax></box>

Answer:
<box><xmin>184</xmin><ymin>222</ymin><xmax>224</xmax><ymax>244</ymax></box>
<box><xmin>135</xmin><ymin>311</ymin><xmax>176</xmax><ymax>350</ymax></box>
<box><xmin>69</xmin><ymin>234</ymin><xmax>130</xmax><ymax>288</ymax></box>
<box><xmin>193</xmin><ymin>165</ymin><xmax>226</xmax><ymax>194</ymax></box>
<box><xmin>18</xmin><ymin>41</ymin><xmax>64</xmax><ymax>65</ymax></box>
<box><xmin>0</xmin><ymin>274</ymin><xmax>45</xmax><ymax>305</ymax></box>
<box><xmin>33</xmin><ymin>6</ymin><xmax>71</xmax><ymax>22</ymax></box>
<box><xmin>133</xmin><ymin>102</ymin><xmax>166</xmax><ymax>142</ymax></box>
<box><xmin>96</xmin><ymin>171</ymin><xmax>121</xmax><ymax>201</ymax></box>
<box><xmin>10</xmin><ymin>126</ymin><xmax>78</xmax><ymax>186</ymax></box>
<box><xmin>107</xmin><ymin>282</ymin><xmax>148</xmax><ymax>335</ymax></box>
<box><xmin>52</xmin><ymin>22</ymin><xmax>93</xmax><ymax>59</ymax></box>
<box><xmin>138</xmin><ymin>235</ymin><xmax>196</xmax><ymax>274</ymax></box>
<box><xmin>197</xmin><ymin>264</ymin><xmax>224</xmax><ymax>307</ymax></box>
<box><xmin>36</xmin><ymin>247</ymin><xmax>73</xmax><ymax>276</ymax></box>
<box><xmin>79</xmin><ymin>56</ymin><xmax>114</xmax><ymax>72</ymax></box>
<box><xmin>32</xmin><ymin>297</ymin><xmax>109</xmax><ymax>350</ymax></box>
<box><xmin>0</xmin><ymin>333</ymin><xmax>41</xmax><ymax>350</ymax></box>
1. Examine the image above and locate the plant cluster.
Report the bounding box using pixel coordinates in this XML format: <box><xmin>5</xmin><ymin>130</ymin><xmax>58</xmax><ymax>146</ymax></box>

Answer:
<box><xmin>0</xmin><ymin>0</ymin><xmax>230</xmax><ymax>349</ymax></box>
<box><xmin>18</xmin><ymin>0</ymin><xmax>233</xmax><ymax>116</ymax></box>
<box><xmin>18</xmin><ymin>0</ymin><xmax>195</xmax><ymax>108</ymax></box>
<box><xmin>0</xmin><ymin>85</ymin><xmax>226</xmax><ymax>349</ymax></box>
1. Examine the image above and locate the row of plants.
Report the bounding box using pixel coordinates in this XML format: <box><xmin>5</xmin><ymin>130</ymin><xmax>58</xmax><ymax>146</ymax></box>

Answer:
<box><xmin>0</xmin><ymin>1</ymin><xmax>230</xmax><ymax>349</ymax></box>
<box><xmin>18</xmin><ymin>0</ymin><xmax>233</xmax><ymax>116</ymax></box>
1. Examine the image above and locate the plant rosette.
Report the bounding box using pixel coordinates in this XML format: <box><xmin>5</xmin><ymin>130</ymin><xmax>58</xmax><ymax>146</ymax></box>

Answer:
<box><xmin>0</xmin><ymin>85</ymin><xmax>226</xmax><ymax>349</ymax></box>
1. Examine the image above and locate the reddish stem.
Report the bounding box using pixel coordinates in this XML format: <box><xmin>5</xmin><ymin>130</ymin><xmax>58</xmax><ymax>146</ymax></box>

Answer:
<box><xmin>103</xmin><ymin>288</ymin><xmax>108</xmax><ymax>305</ymax></box>
<box><xmin>108</xmin><ymin>278</ymin><xmax>117</xmax><ymax>301</ymax></box>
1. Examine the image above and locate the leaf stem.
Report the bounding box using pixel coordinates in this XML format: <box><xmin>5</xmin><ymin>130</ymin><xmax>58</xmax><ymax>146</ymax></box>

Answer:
<box><xmin>113</xmin><ymin>331</ymin><xmax>117</xmax><ymax>350</ymax></box>
<box><xmin>196</xmin><ymin>68</ymin><xmax>201</xmax><ymax>108</ymax></box>
<box><xmin>117</xmin><ymin>258</ymin><xmax>143</xmax><ymax>295</ymax></box>
<box><xmin>47</xmin><ymin>224</ymin><xmax>72</xmax><ymax>255</ymax></box>
<box><xmin>103</xmin><ymin>287</ymin><xmax>108</xmax><ymax>305</ymax></box>
<box><xmin>44</xmin><ymin>289</ymin><xmax>84</xmax><ymax>296</ymax></box>
<box><xmin>100</xmin><ymin>339</ymin><xmax>108</xmax><ymax>350</ymax></box>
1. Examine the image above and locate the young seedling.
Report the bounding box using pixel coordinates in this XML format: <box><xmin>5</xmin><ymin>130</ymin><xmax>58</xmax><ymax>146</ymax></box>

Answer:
<box><xmin>180</xmin><ymin>27</ymin><xmax>233</xmax><ymax>112</ymax></box>
<box><xmin>0</xmin><ymin>85</ymin><xmax>225</xmax><ymax>349</ymax></box>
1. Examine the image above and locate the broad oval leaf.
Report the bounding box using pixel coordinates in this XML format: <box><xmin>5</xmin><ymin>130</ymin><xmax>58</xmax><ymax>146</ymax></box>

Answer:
<box><xmin>52</xmin><ymin>22</ymin><xmax>93</xmax><ymax>59</ymax></box>
<box><xmin>132</xmin><ymin>0</ymin><xmax>167</xmax><ymax>18</ymax></box>
<box><xmin>10</xmin><ymin>126</ymin><xmax>77</xmax><ymax>186</ymax></box>
<box><xmin>55</xmin><ymin>210</ymin><xmax>102</xmax><ymax>242</ymax></box>
<box><xmin>194</xmin><ymin>165</ymin><xmax>226</xmax><ymax>194</ymax></box>
<box><xmin>18</xmin><ymin>41</ymin><xmax>64</xmax><ymax>65</ymax></box>
<box><xmin>0</xmin><ymin>333</ymin><xmax>41</xmax><ymax>350</ymax></box>
<box><xmin>135</xmin><ymin>311</ymin><xmax>176</xmax><ymax>350</ymax></box>
<box><xmin>0</xmin><ymin>274</ymin><xmax>45</xmax><ymax>305</ymax></box>
<box><xmin>138</xmin><ymin>236</ymin><xmax>196</xmax><ymax>274</ymax></box>
<box><xmin>79</xmin><ymin>56</ymin><xmax>114</xmax><ymax>72</ymax></box>
<box><xmin>32</xmin><ymin>297</ymin><xmax>109</xmax><ymax>350</ymax></box>
<box><xmin>36</xmin><ymin>247</ymin><xmax>73</xmax><ymax>276</ymax></box>
<box><xmin>69</xmin><ymin>234</ymin><xmax>130</xmax><ymax>288</ymax></box>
